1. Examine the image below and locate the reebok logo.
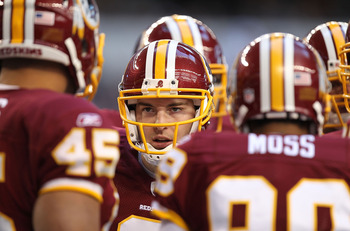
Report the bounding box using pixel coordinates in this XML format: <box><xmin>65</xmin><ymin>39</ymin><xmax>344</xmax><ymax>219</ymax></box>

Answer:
<box><xmin>139</xmin><ymin>204</ymin><xmax>152</xmax><ymax>211</ymax></box>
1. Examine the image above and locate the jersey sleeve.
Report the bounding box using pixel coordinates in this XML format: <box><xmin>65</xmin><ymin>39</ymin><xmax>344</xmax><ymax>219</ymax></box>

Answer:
<box><xmin>152</xmin><ymin>147</ymin><xmax>190</xmax><ymax>230</ymax></box>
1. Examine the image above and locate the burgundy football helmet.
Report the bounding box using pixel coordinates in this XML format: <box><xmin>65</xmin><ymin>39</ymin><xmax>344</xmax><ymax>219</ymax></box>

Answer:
<box><xmin>338</xmin><ymin>21</ymin><xmax>350</xmax><ymax>116</ymax></box>
<box><xmin>134</xmin><ymin>14</ymin><xmax>227</xmax><ymax>130</ymax></box>
<box><xmin>304</xmin><ymin>21</ymin><xmax>348</xmax><ymax>131</ymax></box>
<box><xmin>0</xmin><ymin>0</ymin><xmax>104</xmax><ymax>100</ymax></box>
<box><xmin>118</xmin><ymin>39</ymin><xmax>213</xmax><ymax>160</ymax></box>
<box><xmin>228</xmin><ymin>33</ymin><xmax>329</xmax><ymax>135</ymax></box>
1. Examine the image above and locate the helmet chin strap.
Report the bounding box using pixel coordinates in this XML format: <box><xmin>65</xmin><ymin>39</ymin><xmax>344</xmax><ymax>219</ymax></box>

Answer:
<box><xmin>138</xmin><ymin>143</ymin><xmax>174</xmax><ymax>178</ymax></box>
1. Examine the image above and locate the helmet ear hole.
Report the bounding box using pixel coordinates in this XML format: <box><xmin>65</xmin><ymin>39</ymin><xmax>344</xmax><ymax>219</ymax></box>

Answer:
<box><xmin>81</xmin><ymin>38</ymin><xmax>89</xmax><ymax>57</ymax></box>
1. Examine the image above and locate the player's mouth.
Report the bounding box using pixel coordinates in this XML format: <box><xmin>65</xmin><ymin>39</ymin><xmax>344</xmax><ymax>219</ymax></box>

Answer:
<box><xmin>152</xmin><ymin>136</ymin><xmax>173</xmax><ymax>149</ymax></box>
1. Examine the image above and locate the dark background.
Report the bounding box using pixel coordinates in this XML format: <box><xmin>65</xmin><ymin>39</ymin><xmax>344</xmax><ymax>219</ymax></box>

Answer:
<box><xmin>93</xmin><ymin>0</ymin><xmax>349</xmax><ymax>109</ymax></box>
<box><xmin>98</xmin><ymin>0</ymin><xmax>347</xmax><ymax>17</ymax></box>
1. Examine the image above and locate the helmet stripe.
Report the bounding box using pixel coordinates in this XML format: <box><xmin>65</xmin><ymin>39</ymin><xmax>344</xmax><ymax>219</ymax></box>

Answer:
<box><xmin>65</xmin><ymin>38</ymin><xmax>85</xmax><ymax>89</ymax></box>
<box><xmin>260</xmin><ymin>34</ymin><xmax>272</xmax><ymax>112</ymax></box>
<box><xmin>166</xmin><ymin>16</ymin><xmax>182</xmax><ymax>42</ymax></box>
<box><xmin>340</xmin><ymin>23</ymin><xmax>348</xmax><ymax>37</ymax></box>
<box><xmin>320</xmin><ymin>25</ymin><xmax>338</xmax><ymax>62</ymax></box>
<box><xmin>3</xmin><ymin>0</ymin><xmax>12</xmax><ymax>44</ymax></box>
<box><xmin>175</xmin><ymin>18</ymin><xmax>194</xmax><ymax>47</ymax></box>
<box><xmin>283</xmin><ymin>34</ymin><xmax>295</xmax><ymax>111</ymax></box>
<box><xmin>154</xmin><ymin>40</ymin><xmax>169</xmax><ymax>79</ymax></box>
<box><xmin>11</xmin><ymin>0</ymin><xmax>25</xmax><ymax>43</ymax></box>
<box><xmin>24</xmin><ymin>0</ymin><xmax>35</xmax><ymax>43</ymax></box>
<box><xmin>166</xmin><ymin>40</ymin><xmax>178</xmax><ymax>80</ymax></box>
<box><xmin>270</xmin><ymin>34</ymin><xmax>284</xmax><ymax>111</ymax></box>
<box><xmin>328</xmin><ymin>23</ymin><xmax>346</xmax><ymax>57</ymax></box>
<box><xmin>186</xmin><ymin>17</ymin><xmax>204</xmax><ymax>55</ymax></box>
<box><xmin>145</xmin><ymin>40</ymin><xmax>156</xmax><ymax>79</ymax></box>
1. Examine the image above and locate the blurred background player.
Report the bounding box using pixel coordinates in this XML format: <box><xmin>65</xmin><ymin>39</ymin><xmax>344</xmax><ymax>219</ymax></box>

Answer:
<box><xmin>109</xmin><ymin>39</ymin><xmax>214</xmax><ymax>230</ymax></box>
<box><xmin>134</xmin><ymin>14</ymin><xmax>230</xmax><ymax>132</ymax></box>
<box><xmin>0</xmin><ymin>0</ymin><xmax>121</xmax><ymax>230</ymax></box>
<box><xmin>150</xmin><ymin>33</ymin><xmax>350</xmax><ymax>231</ymax></box>
<box><xmin>304</xmin><ymin>21</ymin><xmax>348</xmax><ymax>134</ymax></box>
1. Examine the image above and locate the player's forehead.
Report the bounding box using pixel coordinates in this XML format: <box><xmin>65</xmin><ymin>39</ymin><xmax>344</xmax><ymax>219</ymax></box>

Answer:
<box><xmin>136</xmin><ymin>98</ymin><xmax>194</xmax><ymax>107</ymax></box>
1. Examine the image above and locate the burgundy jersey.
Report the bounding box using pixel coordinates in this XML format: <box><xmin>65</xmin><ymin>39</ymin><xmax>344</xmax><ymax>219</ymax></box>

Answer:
<box><xmin>0</xmin><ymin>86</ymin><xmax>121</xmax><ymax>231</ymax></box>
<box><xmin>110</xmin><ymin>147</ymin><xmax>160</xmax><ymax>230</ymax></box>
<box><xmin>101</xmin><ymin>108</ymin><xmax>124</xmax><ymax>128</ymax></box>
<box><xmin>152</xmin><ymin>130</ymin><xmax>350</xmax><ymax>231</ymax></box>
<box><xmin>323</xmin><ymin>129</ymin><xmax>343</xmax><ymax>137</ymax></box>
<box><xmin>206</xmin><ymin>114</ymin><xmax>235</xmax><ymax>132</ymax></box>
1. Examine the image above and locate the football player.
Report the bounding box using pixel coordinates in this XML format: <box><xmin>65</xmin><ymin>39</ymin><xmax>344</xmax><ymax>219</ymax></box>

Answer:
<box><xmin>110</xmin><ymin>39</ymin><xmax>214</xmax><ymax>230</ymax></box>
<box><xmin>0</xmin><ymin>0</ymin><xmax>121</xmax><ymax>230</ymax></box>
<box><xmin>134</xmin><ymin>14</ymin><xmax>231</xmax><ymax>132</ymax></box>
<box><xmin>150</xmin><ymin>33</ymin><xmax>350</xmax><ymax>231</ymax></box>
<box><xmin>304</xmin><ymin>21</ymin><xmax>349</xmax><ymax>134</ymax></box>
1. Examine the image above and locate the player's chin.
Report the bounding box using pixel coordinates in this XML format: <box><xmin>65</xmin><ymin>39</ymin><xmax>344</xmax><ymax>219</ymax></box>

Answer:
<box><xmin>151</xmin><ymin>141</ymin><xmax>173</xmax><ymax>150</ymax></box>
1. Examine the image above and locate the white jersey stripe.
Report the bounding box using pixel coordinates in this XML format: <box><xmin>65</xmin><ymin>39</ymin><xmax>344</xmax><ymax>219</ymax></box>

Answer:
<box><xmin>187</xmin><ymin>17</ymin><xmax>204</xmax><ymax>55</ymax></box>
<box><xmin>24</xmin><ymin>0</ymin><xmax>35</xmax><ymax>44</ymax></box>
<box><xmin>166</xmin><ymin>40</ymin><xmax>178</xmax><ymax>80</ymax></box>
<box><xmin>165</xmin><ymin>17</ymin><xmax>182</xmax><ymax>42</ymax></box>
<box><xmin>260</xmin><ymin>34</ymin><xmax>271</xmax><ymax>113</ymax></box>
<box><xmin>145</xmin><ymin>40</ymin><xmax>156</xmax><ymax>79</ymax></box>
<box><xmin>3</xmin><ymin>0</ymin><xmax>12</xmax><ymax>44</ymax></box>
<box><xmin>320</xmin><ymin>25</ymin><xmax>337</xmax><ymax>62</ymax></box>
<box><xmin>284</xmin><ymin>34</ymin><xmax>295</xmax><ymax>111</ymax></box>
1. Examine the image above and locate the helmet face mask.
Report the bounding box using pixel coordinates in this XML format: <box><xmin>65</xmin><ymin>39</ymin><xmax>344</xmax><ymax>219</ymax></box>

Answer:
<box><xmin>0</xmin><ymin>0</ymin><xmax>104</xmax><ymax>100</ymax></box>
<box><xmin>118</xmin><ymin>40</ymin><xmax>214</xmax><ymax>158</ymax></box>
<box><xmin>228</xmin><ymin>33</ymin><xmax>329</xmax><ymax>135</ymax></box>
<box><xmin>134</xmin><ymin>14</ymin><xmax>227</xmax><ymax>127</ymax></box>
<box><xmin>338</xmin><ymin>22</ymin><xmax>350</xmax><ymax>117</ymax></box>
<box><xmin>304</xmin><ymin>21</ymin><xmax>349</xmax><ymax>131</ymax></box>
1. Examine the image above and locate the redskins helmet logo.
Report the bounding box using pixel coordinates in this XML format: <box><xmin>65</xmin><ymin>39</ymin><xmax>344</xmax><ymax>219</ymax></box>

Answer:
<box><xmin>156</xmin><ymin>80</ymin><xmax>164</xmax><ymax>88</ymax></box>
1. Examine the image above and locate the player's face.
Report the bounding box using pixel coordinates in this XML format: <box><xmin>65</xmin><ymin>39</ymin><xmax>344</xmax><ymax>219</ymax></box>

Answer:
<box><xmin>135</xmin><ymin>98</ymin><xmax>196</xmax><ymax>150</ymax></box>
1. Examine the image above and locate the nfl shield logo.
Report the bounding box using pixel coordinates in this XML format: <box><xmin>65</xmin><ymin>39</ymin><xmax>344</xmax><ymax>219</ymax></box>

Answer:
<box><xmin>243</xmin><ymin>88</ymin><xmax>255</xmax><ymax>104</ymax></box>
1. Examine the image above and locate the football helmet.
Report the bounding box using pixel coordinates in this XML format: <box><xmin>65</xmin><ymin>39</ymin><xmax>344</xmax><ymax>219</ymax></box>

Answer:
<box><xmin>134</xmin><ymin>14</ymin><xmax>227</xmax><ymax>131</ymax></box>
<box><xmin>304</xmin><ymin>21</ymin><xmax>348</xmax><ymax>131</ymax></box>
<box><xmin>118</xmin><ymin>39</ymin><xmax>213</xmax><ymax>162</ymax></box>
<box><xmin>0</xmin><ymin>0</ymin><xmax>104</xmax><ymax>100</ymax></box>
<box><xmin>228</xmin><ymin>33</ymin><xmax>329</xmax><ymax>135</ymax></box>
<box><xmin>338</xmin><ymin>21</ymin><xmax>350</xmax><ymax>115</ymax></box>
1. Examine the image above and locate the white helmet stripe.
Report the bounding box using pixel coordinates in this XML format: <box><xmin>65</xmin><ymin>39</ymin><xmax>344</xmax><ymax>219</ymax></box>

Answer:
<box><xmin>145</xmin><ymin>40</ymin><xmax>156</xmax><ymax>79</ymax></box>
<box><xmin>341</xmin><ymin>23</ymin><xmax>348</xmax><ymax>36</ymax></box>
<box><xmin>187</xmin><ymin>17</ymin><xmax>204</xmax><ymax>55</ymax></box>
<box><xmin>65</xmin><ymin>38</ymin><xmax>85</xmax><ymax>90</ymax></box>
<box><xmin>260</xmin><ymin>34</ymin><xmax>271</xmax><ymax>113</ymax></box>
<box><xmin>284</xmin><ymin>34</ymin><xmax>295</xmax><ymax>111</ymax></box>
<box><xmin>3</xmin><ymin>0</ymin><xmax>12</xmax><ymax>44</ymax></box>
<box><xmin>166</xmin><ymin>40</ymin><xmax>178</xmax><ymax>80</ymax></box>
<box><xmin>165</xmin><ymin>17</ymin><xmax>182</xmax><ymax>42</ymax></box>
<box><xmin>320</xmin><ymin>25</ymin><xmax>337</xmax><ymax>61</ymax></box>
<box><xmin>24</xmin><ymin>0</ymin><xmax>35</xmax><ymax>44</ymax></box>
